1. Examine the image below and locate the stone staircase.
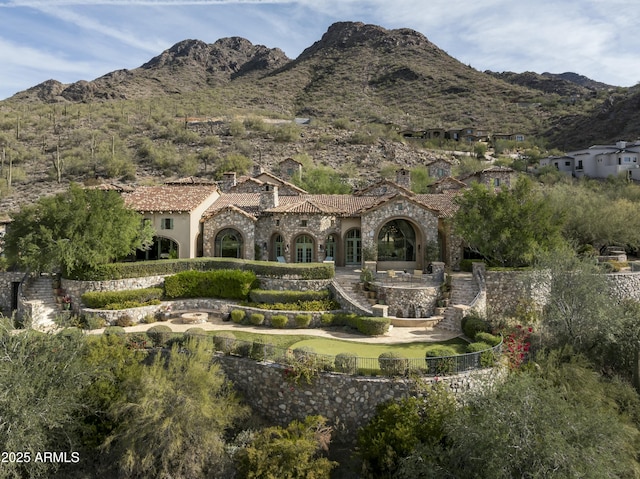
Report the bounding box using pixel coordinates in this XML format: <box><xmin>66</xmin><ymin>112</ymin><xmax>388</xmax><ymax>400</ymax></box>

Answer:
<box><xmin>438</xmin><ymin>273</ymin><xmax>480</xmax><ymax>332</ymax></box>
<box><xmin>332</xmin><ymin>272</ymin><xmax>373</xmax><ymax>316</ymax></box>
<box><xmin>22</xmin><ymin>276</ymin><xmax>60</xmax><ymax>329</ymax></box>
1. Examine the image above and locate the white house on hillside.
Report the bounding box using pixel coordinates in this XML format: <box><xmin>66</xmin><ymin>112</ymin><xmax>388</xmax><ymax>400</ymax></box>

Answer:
<box><xmin>539</xmin><ymin>140</ymin><xmax>640</xmax><ymax>180</ymax></box>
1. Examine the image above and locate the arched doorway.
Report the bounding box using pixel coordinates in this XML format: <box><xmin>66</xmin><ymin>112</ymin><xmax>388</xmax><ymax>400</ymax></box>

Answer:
<box><xmin>345</xmin><ymin>228</ymin><xmax>361</xmax><ymax>265</ymax></box>
<box><xmin>377</xmin><ymin>219</ymin><xmax>416</xmax><ymax>262</ymax></box>
<box><xmin>270</xmin><ymin>233</ymin><xmax>285</xmax><ymax>261</ymax></box>
<box><xmin>215</xmin><ymin>228</ymin><xmax>243</xmax><ymax>258</ymax></box>
<box><xmin>325</xmin><ymin>234</ymin><xmax>337</xmax><ymax>261</ymax></box>
<box><xmin>295</xmin><ymin>234</ymin><xmax>314</xmax><ymax>263</ymax></box>
<box><xmin>137</xmin><ymin>236</ymin><xmax>179</xmax><ymax>260</ymax></box>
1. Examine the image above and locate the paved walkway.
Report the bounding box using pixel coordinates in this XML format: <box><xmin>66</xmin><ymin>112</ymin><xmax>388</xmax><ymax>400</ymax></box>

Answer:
<box><xmin>90</xmin><ymin>316</ymin><xmax>461</xmax><ymax>344</ymax></box>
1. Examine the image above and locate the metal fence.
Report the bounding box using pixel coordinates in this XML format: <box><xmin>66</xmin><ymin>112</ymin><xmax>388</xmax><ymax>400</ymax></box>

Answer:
<box><xmin>120</xmin><ymin>330</ymin><xmax>502</xmax><ymax>378</ymax></box>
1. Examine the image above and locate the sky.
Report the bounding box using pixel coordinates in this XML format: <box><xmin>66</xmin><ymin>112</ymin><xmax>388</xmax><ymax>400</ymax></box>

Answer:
<box><xmin>0</xmin><ymin>0</ymin><xmax>638</xmax><ymax>101</ymax></box>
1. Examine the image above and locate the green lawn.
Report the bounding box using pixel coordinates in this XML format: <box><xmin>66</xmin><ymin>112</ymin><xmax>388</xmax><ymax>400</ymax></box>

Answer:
<box><xmin>209</xmin><ymin>330</ymin><xmax>467</xmax><ymax>357</ymax></box>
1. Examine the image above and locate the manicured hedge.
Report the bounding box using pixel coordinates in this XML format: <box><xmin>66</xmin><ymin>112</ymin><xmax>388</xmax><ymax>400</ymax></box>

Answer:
<box><xmin>294</xmin><ymin>314</ymin><xmax>312</xmax><ymax>328</ymax></box>
<box><xmin>75</xmin><ymin>257</ymin><xmax>334</xmax><ymax>281</ymax></box>
<box><xmin>466</xmin><ymin>341</ymin><xmax>492</xmax><ymax>353</ymax></box>
<box><xmin>461</xmin><ymin>313</ymin><xmax>490</xmax><ymax>340</ymax></box>
<box><xmin>378</xmin><ymin>352</ymin><xmax>408</xmax><ymax>376</ymax></box>
<box><xmin>82</xmin><ymin>288</ymin><xmax>164</xmax><ymax>309</ymax></box>
<box><xmin>356</xmin><ymin>317</ymin><xmax>391</xmax><ymax>336</ymax></box>
<box><xmin>335</xmin><ymin>353</ymin><xmax>358</xmax><ymax>374</ymax></box>
<box><xmin>147</xmin><ymin>325</ymin><xmax>173</xmax><ymax>347</ymax></box>
<box><xmin>270</xmin><ymin>314</ymin><xmax>288</xmax><ymax>328</ymax></box>
<box><xmin>164</xmin><ymin>270</ymin><xmax>257</xmax><ymax>300</ymax></box>
<box><xmin>249</xmin><ymin>289</ymin><xmax>330</xmax><ymax>304</ymax></box>
<box><xmin>474</xmin><ymin>332</ymin><xmax>502</xmax><ymax>347</ymax></box>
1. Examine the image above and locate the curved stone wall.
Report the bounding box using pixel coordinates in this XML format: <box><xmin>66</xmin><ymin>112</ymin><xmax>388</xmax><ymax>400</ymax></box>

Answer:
<box><xmin>217</xmin><ymin>355</ymin><xmax>502</xmax><ymax>441</ymax></box>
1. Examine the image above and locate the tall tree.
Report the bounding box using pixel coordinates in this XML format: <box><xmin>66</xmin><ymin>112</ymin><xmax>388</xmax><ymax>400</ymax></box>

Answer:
<box><xmin>452</xmin><ymin>176</ymin><xmax>566</xmax><ymax>267</ymax></box>
<box><xmin>4</xmin><ymin>184</ymin><xmax>154</xmax><ymax>278</ymax></box>
<box><xmin>102</xmin><ymin>340</ymin><xmax>248</xmax><ymax>479</ymax></box>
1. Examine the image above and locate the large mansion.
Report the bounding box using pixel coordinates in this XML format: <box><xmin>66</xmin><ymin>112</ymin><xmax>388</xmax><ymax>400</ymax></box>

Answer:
<box><xmin>123</xmin><ymin>161</ymin><xmax>517</xmax><ymax>272</ymax></box>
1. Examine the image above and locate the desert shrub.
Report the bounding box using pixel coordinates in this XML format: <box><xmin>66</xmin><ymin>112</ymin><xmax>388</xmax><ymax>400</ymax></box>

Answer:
<box><xmin>292</xmin><ymin>346</ymin><xmax>316</xmax><ymax>361</ymax></box>
<box><xmin>335</xmin><ymin>352</ymin><xmax>358</xmax><ymax>374</ymax></box>
<box><xmin>425</xmin><ymin>346</ymin><xmax>458</xmax><ymax>375</ymax></box>
<box><xmin>214</xmin><ymin>331</ymin><xmax>236</xmax><ymax>354</ymax></box>
<box><xmin>115</xmin><ymin>314</ymin><xmax>133</xmax><ymax>328</ymax></box>
<box><xmin>249</xmin><ymin>313</ymin><xmax>265</xmax><ymax>326</ymax></box>
<box><xmin>126</xmin><ymin>332</ymin><xmax>150</xmax><ymax>350</ymax></box>
<box><xmin>357</xmin><ymin>317</ymin><xmax>391</xmax><ymax>336</ymax></box>
<box><xmin>104</xmin><ymin>326</ymin><xmax>125</xmax><ymax>336</ymax></box>
<box><xmin>147</xmin><ymin>325</ymin><xmax>173</xmax><ymax>347</ymax></box>
<box><xmin>378</xmin><ymin>352</ymin><xmax>409</xmax><ymax>376</ymax></box>
<box><xmin>480</xmin><ymin>349</ymin><xmax>497</xmax><ymax>367</ymax></box>
<box><xmin>467</xmin><ymin>341</ymin><xmax>492</xmax><ymax>353</ymax></box>
<box><xmin>294</xmin><ymin>314</ymin><xmax>312</xmax><ymax>328</ymax></box>
<box><xmin>475</xmin><ymin>331</ymin><xmax>502</xmax><ymax>346</ymax></box>
<box><xmin>231</xmin><ymin>309</ymin><xmax>246</xmax><ymax>324</ymax></box>
<box><xmin>270</xmin><ymin>314</ymin><xmax>288</xmax><ymax>329</ymax></box>
<box><xmin>461</xmin><ymin>313</ymin><xmax>490</xmax><ymax>340</ymax></box>
<box><xmin>142</xmin><ymin>314</ymin><xmax>156</xmax><ymax>324</ymax></box>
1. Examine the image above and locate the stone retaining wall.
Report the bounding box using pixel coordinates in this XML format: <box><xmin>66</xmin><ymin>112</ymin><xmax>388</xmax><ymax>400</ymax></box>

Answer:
<box><xmin>485</xmin><ymin>270</ymin><xmax>549</xmax><ymax>318</ymax></box>
<box><xmin>607</xmin><ymin>272</ymin><xmax>640</xmax><ymax>302</ymax></box>
<box><xmin>258</xmin><ymin>278</ymin><xmax>332</xmax><ymax>291</ymax></box>
<box><xmin>62</xmin><ymin>276</ymin><xmax>166</xmax><ymax>309</ymax></box>
<box><xmin>376</xmin><ymin>285</ymin><xmax>439</xmax><ymax>318</ymax></box>
<box><xmin>216</xmin><ymin>355</ymin><xmax>502</xmax><ymax>441</ymax></box>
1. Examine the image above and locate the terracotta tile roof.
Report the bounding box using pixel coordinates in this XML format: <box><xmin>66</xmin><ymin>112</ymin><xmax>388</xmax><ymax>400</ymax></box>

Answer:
<box><xmin>354</xmin><ymin>179</ymin><xmax>415</xmax><ymax>197</ymax></box>
<box><xmin>415</xmin><ymin>192</ymin><xmax>460</xmax><ymax>218</ymax></box>
<box><xmin>203</xmin><ymin>193</ymin><xmax>262</xmax><ymax>218</ymax></box>
<box><xmin>165</xmin><ymin>176</ymin><xmax>216</xmax><ymax>185</ymax></box>
<box><xmin>269</xmin><ymin>199</ymin><xmax>345</xmax><ymax>215</ymax></box>
<box><xmin>123</xmin><ymin>184</ymin><xmax>219</xmax><ymax>213</ymax></box>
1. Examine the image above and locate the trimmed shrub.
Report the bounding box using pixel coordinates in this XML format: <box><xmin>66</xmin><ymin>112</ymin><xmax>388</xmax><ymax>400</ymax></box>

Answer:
<box><xmin>331</xmin><ymin>312</ymin><xmax>359</xmax><ymax>328</ymax></box>
<box><xmin>480</xmin><ymin>349</ymin><xmax>497</xmax><ymax>367</ymax></box>
<box><xmin>378</xmin><ymin>352</ymin><xmax>408</xmax><ymax>376</ymax></box>
<box><xmin>164</xmin><ymin>269</ymin><xmax>257</xmax><ymax>300</ymax></box>
<box><xmin>249</xmin><ymin>289</ymin><xmax>329</xmax><ymax>304</ymax></box>
<box><xmin>335</xmin><ymin>352</ymin><xmax>358</xmax><ymax>374</ymax></box>
<box><xmin>320</xmin><ymin>313</ymin><xmax>335</xmax><ymax>326</ymax></box>
<box><xmin>115</xmin><ymin>314</ymin><xmax>133</xmax><ymax>328</ymax></box>
<box><xmin>82</xmin><ymin>315</ymin><xmax>105</xmax><ymax>330</ymax></box>
<box><xmin>475</xmin><ymin>332</ymin><xmax>502</xmax><ymax>347</ymax></box>
<box><xmin>214</xmin><ymin>332</ymin><xmax>236</xmax><ymax>354</ymax></box>
<box><xmin>231</xmin><ymin>309</ymin><xmax>246</xmax><ymax>324</ymax></box>
<box><xmin>147</xmin><ymin>325</ymin><xmax>173</xmax><ymax>347</ymax></box>
<box><xmin>249</xmin><ymin>313</ymin><xmax>265</xmax><ymax>326</ymax></box>
<box><xmin>235</xmin><ymin>341</ymin><xmax>252</xmax><ymax>357</ymax></box>
<box><xmin>461</xmin><ymin>313</ymin><xmax>490</xmax><ymax>340</ymax></box>
<box><xmin>81</xmin><ymin>288</ymin><xmax>163</xmax><ymax>308</ymax></box>
<box><xmin>467</xmin><ymin>341</ymin><xmax>492</xmax><ymax>353</ymax></box>
<box><xmin>270</xmin><ymin>314</ymin><xmax>288</xmax><ymax>329</ymax></box>
<box><xmin>104</xmin><ymin>326</ymin><xmax>125</xmax><ymax>336</ymax></box>
<box><xmin>142</xmin><ymin>314</ymin><xmax>156</xmax><ymax>324</ymax></box>
<box><xmin>76</xmin><ymin>257</ymin><xmax>335</xmax><ymax>281</ymax></box>
<box><xmin>425</xmin><ymin>346</ymin><xmax>458</xmax><ymax>375</ymax></box>
<box><xmin>184</xmin><ymin>327</ymin><xmax>206</xmax><ymax>337</ymax></box>
<box><xmin>293</xmin><ymin>346</ymin><xmax>316</xmax><ymax>361</ymax></box>
<box><xmin>357</xmin><ymin>317</ymin><xmax>391</xmax><ymax>336</ymax></box>
<box><xmin>250</xmin><ymin>338</ymin><xmax>273</xmax><ymax>361</ymax></box>
<box><xmin>294</xmin><ymin>314</ymin><xmax>312</xmax><ymax>328</ymax></box>
<box><xmin>249</xmin><ymin>299</ymin><xmax>340</xmax><ymax>311</ymax></box>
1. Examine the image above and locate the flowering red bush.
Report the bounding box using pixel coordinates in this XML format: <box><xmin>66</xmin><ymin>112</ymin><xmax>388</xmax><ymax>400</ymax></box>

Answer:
<box><xmin>504</xmin><ymin>325</ymin><xmax>532</xmax><ymax>370</ymax></box>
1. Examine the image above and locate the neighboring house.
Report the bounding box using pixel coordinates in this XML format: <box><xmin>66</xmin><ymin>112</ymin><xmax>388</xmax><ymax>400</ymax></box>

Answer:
<box><xmin>0</xmin><ymin>217</ymin><xmax>10</xmax><ymax>257</ymax></box>
<box><xmin>278</xmin><ymin>158</ymin><xmax>303</xmax><ymax>181</ymax></box>
<box><xmin>492</xmin><ymin>133</ymin><xmax>526</xmax><ymax>143</ymax></box>
<box><xmin>460</xmin><ymin>166</ymin><xmax>517</xmax><ymax>189</ymax></box>
<box><xmin>425</xmin><ymin>159</ymin><xmax>454</xmax><ymax>179</ymax></box>
<box><xmin>123</xmin><ymin>183</ymin><xmax>220</xmax><ymax>259</ymax></box>
<box><xmin>428</xmin><ymin>176</ymin><xmax>467</xmax><ymax>194</ymax></box>
<box><xmin>539</xmin><ymin>140</ymin><xmax>640</xmax><ymax>180</ymax></box>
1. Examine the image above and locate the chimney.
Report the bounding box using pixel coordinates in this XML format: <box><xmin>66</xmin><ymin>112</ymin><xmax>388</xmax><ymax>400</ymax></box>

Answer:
<box><xmin>220</xmin><ymin>172</ymin><xmax>236</xmax><ymax>192</ymax></box>
<box><xmin>259</xmin><ymin>183</ymin><xmax>279</xmax><ymax>210</ymax></box>
<box><xmin>252</xmin><ymin>164</ymin><xmax>264</xmax><ymax>176</ymax></box>
<box><xmin>396</xmin><ymin>168</ymin><xmax>411</xmax><ymax>188</ymax></box>
<box><xmin>616</xmin><ymin>140</ymin><xmax>627</xmax><ymax>149</ymax></box>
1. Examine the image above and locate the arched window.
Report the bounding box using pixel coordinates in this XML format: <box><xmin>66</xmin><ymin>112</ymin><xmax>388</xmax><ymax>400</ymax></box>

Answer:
<box><xmin>215</xmin><ymin>228</ymin><xmax>243</xmax><ymax>258</ymax></box>
<box><xmin>295</xmin><ymin>235</ymin><xmax>314</xmax><ymax>263</ymax></box>
<box><xmin>137</xmin><ymin>236</ymin><xmax>178</xmax><ymax>261</ymax></box>
<box><xmin>377</xmin><ymin>219</ymin><xmax>416</xmax><ymax>261</ymax></box>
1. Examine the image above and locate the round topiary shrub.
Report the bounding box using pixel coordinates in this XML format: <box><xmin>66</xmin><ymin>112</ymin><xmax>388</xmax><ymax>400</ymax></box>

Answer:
<box><xmin>378</xmin><ymin>352</ymin><xmax>409</xmax><ymax>376</ymax></box>
<box><xmin>250</xmin><ymin>338</ymin><xmax>274</xmax><ymax>361</ymax></box>
<box><xmin>294</xmin><ymin>313</ymin><xmax>312</xmax><ymax>328</ymax></box>
<box><xmin>320</xmin><ymin>313</ymin><xmax>335</xmax><ymax>326</ymax></box>
<box><xmin>425</xmin><ymin>346</ymin><xmax>458</xmax><ymax>375</ymax></box>
<box><xmin>292</xmin><ymin>346</ymin><xmax>316</xmax><ymax>361</ymax></box>
<box><xmin>231</xmin><ymin>309</ymin><xmax>246</xmax><ymax>324</ymax></box>
<box><xmin>104</xmin><ymin>325</ymin><xmax>126</xmax><ymax>336</ymax></box>
<box><xmin>127</xmin><ymin>332</ymin><xmax>150</xmax><ymax>349</ymax></box>
<box><xmin>474</xmin><ymin>332</ymin><xmax>502</xmax><ymax>347</ymax></box>
<box><xmin>115</xmin><ymin>314</ymin><xmax>133</xmax><ymax>328</ymax></box>
<box><xmin>335</xmin><ymin>352</ymin><xmax>358</xmax><ymax>374</ymax></box>
<box><xmin>466</xmin><ymin>341</ymin><xmax>492</xmax><ymax>353</ymax></box>
<box><xmin>147</xmin><ymin>325</ymin><xmax>173</xmax><ymax>347</ymax></box>
<box><xmin>270</xmin><ymin>314</ymin><xmax>288</xmax><ymax>329</ymax></box>
<box><xmin>214</xmin><ymin>331</ymin><xmax>236</xmax><ymax>354</ymax></box>
<box><xmin>249</xmin><ymin>313</ymin><xmax>265</xmax><ymax>326</ymax></box>
<box><xmin>461</xmin><ymin>313</ymin><xmax>490</xmax><ymax>340</ymax></box>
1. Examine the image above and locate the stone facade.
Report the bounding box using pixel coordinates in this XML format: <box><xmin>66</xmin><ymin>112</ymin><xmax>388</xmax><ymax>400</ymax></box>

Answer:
<box><xmin>0</xmin><ymin>272</ymin><xmax>24</xmax><ymax>316</ymax></box>
<box><xmin>62</xmin><ymin>275</ymin><xmax>166</xmax><ymax>310</ymax></box>
<box><xmin>217</xmin><ymin>355</ymin><xmax>503</xmax><ymax>440</ymax></box>
<box><xmin>484</xmin><ymin>270</ymin><xmax>548</xmax><ymax>318</ymax></box>
<box><xmin>202</xmin><ymin>207</ymin><xmax>257</xmax><ymax>260</ymax></box>
<box><xmin>607</xmin><ymin>272</ymin><xmax>640</xmax><ymax>302</ymax></box>
<box><xmin>376</xmin><ymin>284</ymin><xmax>439</xmax><ymax>318</ymax></box>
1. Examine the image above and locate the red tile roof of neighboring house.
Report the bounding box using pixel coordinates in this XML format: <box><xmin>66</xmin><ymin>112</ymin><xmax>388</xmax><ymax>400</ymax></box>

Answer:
<box><xmin>123</xmin><ymin>184</ymin><xmax>219</xmax><ymax>213</ymax></box>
